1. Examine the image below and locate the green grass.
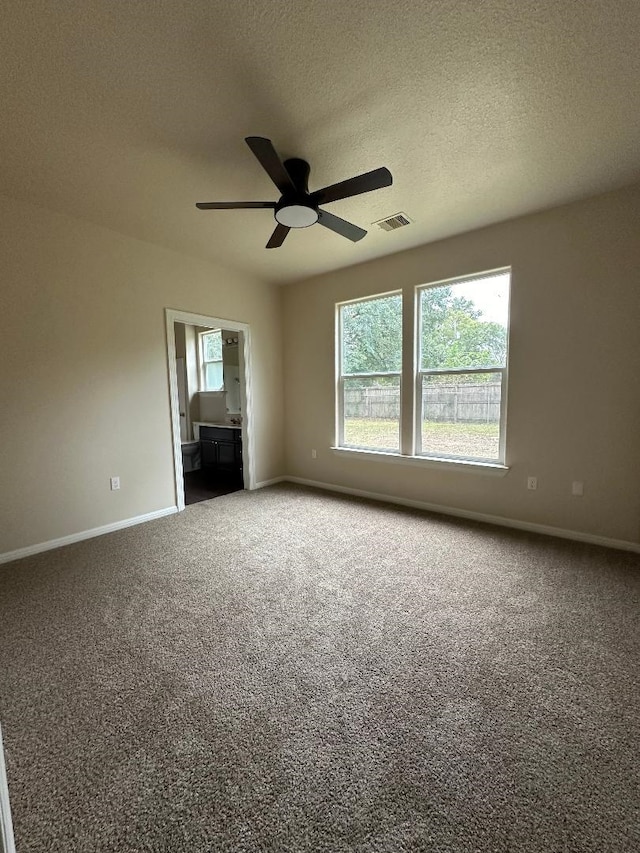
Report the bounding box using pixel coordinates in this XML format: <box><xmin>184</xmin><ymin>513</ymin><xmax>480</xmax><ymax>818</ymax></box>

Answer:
<box><xmin>344</xmin><ymin>417</ymin><xmax>499</xmax><ymax>458</ymax></box>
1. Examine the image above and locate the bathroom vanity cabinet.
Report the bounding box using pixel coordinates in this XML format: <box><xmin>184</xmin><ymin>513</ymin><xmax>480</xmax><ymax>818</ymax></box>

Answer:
<box><xmin>199</xmin><ymin>425</ymin><xmax>243</xmax><ymax>486</ymax></box>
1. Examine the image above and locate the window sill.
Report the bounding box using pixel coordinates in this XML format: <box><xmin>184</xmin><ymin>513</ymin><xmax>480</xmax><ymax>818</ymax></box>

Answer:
<box><xmin>330</xmin><ymin>446</ymin><xmax>509</xmax><ymax>476</ymax></box>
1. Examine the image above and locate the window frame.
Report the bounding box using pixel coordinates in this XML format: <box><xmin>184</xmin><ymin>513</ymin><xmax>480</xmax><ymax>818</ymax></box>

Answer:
<box><xmin>336</xmin><ymin>290</ymin><xmax>403</xmax><ymax>453</ymax></box>
<box><xmin>198</xmin><ymin>329</ymin><xmax>224</xmax><ymax>392</ymax></box>
<box><xmin>335</xmin><ymin>268</ymin><xmax>511</xmax><ymax>469</ymax></box>
<box><xmin>415</xmin><ymin>270</ymin><xmax>510</xmax><ymax>465</ymax></box>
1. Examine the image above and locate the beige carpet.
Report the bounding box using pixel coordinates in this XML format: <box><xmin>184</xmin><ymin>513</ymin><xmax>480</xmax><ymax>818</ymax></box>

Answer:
<box><xmin>0</xmin><ymin>484</ymin><xmax>639</xmax><ymax>852</ymax></box>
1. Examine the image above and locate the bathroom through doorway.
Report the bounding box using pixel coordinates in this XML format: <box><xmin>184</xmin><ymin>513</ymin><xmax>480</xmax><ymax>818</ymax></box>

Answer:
<box><xmin>165</xmin><ymin>310</ymin><xmax>254</xmax><ymax>511</ymax></box>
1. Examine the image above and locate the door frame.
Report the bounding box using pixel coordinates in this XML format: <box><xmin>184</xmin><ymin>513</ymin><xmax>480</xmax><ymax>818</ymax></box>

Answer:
<box><xmin>0</xmin><ymin>723</ymin><xmax>16</xmax><ymax>853</ymax></box>
<box><xmin>165</xmin><ymin>308</ymin><xmax>255</xmax><ymax>511</ymax></box>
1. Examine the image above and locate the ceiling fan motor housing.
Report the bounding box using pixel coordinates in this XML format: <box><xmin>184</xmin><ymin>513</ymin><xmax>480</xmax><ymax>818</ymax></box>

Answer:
<box><xmin>274</xmin><ymin>158</ymin><xmax>319</xmax><ymax>228</ymax></box>
<box><xmin>283</xmin><ymin>157</ymin><xmax>312</xmax><ymax>193</ymax></box>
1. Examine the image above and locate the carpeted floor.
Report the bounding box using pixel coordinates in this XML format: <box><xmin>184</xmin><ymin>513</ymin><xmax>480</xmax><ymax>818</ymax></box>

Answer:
<box><xmin>0</xmin><ymin>484</ymin><xmax>639</xmax><ymax>852</ymax></box>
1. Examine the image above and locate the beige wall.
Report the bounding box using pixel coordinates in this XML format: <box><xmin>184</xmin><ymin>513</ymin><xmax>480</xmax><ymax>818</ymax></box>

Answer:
<box><xmin>282</xmin><ymin>184</ymin><xmax>640</xmax><ymax>545</ymax></box>
<box><xmin>0</xmin><ymin>194</ymin><xmax>284</xmax><ymax>554</ymax></box>
<box><xmin>2</xmin><ymin>184</ymin><xmax>638</xmax><ymax>555</ymax></box>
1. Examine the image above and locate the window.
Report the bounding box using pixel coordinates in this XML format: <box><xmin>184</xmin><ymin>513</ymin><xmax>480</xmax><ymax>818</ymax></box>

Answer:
<box><xmin>199</xmin><ymin>329</ymin><xmax>223</xmax><ymax>391</ymax></box>
<box><xmin>417</xmin><ymin>271</ymin><xmax>510</xmax><ymax>463</ymax></box>
<box><xmin>336</xmin><ymin>269</ymin><xmax>511</xmax><ymax>466</ymax></box>
<box><xmin>337</xmin><ymin>292</ymin><xmax>403</xmax><ymax>452</ymax></box>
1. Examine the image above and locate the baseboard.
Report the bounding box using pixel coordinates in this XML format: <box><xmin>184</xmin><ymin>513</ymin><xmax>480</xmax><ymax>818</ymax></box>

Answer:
<box><xmin>2</xmin><ymin>481</ymin><xmax>637</xmax><ymax>564</ymax></box>
<box><xmin>0</xmin><ymin>724</ymin><xmax>16</xmax><ymax>853</ymax></box>
<box><xmin>253</xmin><ymin>476</ymin><xmax>287</xmax><ymax>489</ymax></box>
<box><xmin>285</xmin><ymin>476</ymin><xmax>640</xmax><ymax>554</ymax></box>
<box><xmin>0</xmin><ymin>506</ymin><xmax>179</xmax><ymax>566</ymax></box>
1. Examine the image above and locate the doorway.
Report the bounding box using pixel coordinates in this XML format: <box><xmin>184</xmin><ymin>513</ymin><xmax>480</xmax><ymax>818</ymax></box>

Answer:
<box><xmin>165</xmin><ymin>310</ymin><xmax>254</xmax><ymax>511</ymax></box>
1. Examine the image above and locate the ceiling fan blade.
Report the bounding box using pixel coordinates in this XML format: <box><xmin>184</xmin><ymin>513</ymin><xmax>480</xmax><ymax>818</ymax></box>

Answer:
<box><xmin>195</xmin><ymin>201</ymin><xmax>276</xmax><ymax>209</ymax></box>
<box><xmin>266</xmin><ymin>223</ymin><xmax>290</xmax><ymax>249</ymax></box>
<box><xmin>317</xmin><ymin>209</ymin><xmax>367</xmax><ymax>242</ymax></box>
<box><xmin>245</xmin><ymin>137</ymin><xmax>296</xmax><ymax>196</ymax></box>
<box><xmin>311</xmin><ymin>167</ymin><xmax>393</xmax><ymax>206</ymax></box>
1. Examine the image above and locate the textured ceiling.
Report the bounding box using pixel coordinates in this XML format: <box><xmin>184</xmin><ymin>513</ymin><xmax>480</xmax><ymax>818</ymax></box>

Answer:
<box><xmin>1</xmin><ymin>0</ymin><xmax>639</xmax><ymax>284</ymax></box>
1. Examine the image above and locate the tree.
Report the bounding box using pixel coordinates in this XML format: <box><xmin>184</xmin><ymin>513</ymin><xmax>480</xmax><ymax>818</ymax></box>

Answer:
<box><xmin>420</xmin><ymin>287</ymin><xmax>506</xmax><ymax>370</ymax></box>
<box><xmin>342</xmin><ymin>294</ymin><xmax>402</xmax><ymax>375</ymax></box>
<box><xmin>341</xmin><ymin>287</ymin><xmax>507</xmax><ymax>376</ymax></box>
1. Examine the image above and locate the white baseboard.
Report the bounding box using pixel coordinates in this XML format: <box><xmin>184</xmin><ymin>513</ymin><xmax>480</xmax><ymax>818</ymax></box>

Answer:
<box><xmin>0</xmin><ymin>724</ymin><xmax>16</xmax><ymax>853</ymax></box>
<box><xmin>253</xmin><ymin>476</ymin><xmax>287</xmax><ymax>489</ymax></box>
<box><xmin>2</xmin><ymin>479</ymin><xmax>637</xmax><ymax>564</ymax></box>
<box><xmin>0</xmin><ymin>506</ymin><xmax>179</xmax><ymax>566</ymax></box>
<box><xmin>285</xmin><ymin>476</ymin><xmax>640</xmax><ymax>554</ymax></box>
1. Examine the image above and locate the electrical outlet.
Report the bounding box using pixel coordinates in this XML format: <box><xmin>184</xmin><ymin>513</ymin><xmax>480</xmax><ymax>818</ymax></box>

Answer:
<box><xmin>572</xmin><ymin>481</ymin><xmax>584</xmax><ymax>496</ymax></box>
<box><xmin>311</xmin><ymin>449</ymin><xmax>317</xmax><ymax>459</ymax></box>
<box><xmin>110</xmin><ymin>476</ymin><xmax>120</xmax><ymax>491</ymax></box>
<box><xmin>527</xmin><ymin>476</ymin><xmax>537</xmax><ymax>491</ymax></box>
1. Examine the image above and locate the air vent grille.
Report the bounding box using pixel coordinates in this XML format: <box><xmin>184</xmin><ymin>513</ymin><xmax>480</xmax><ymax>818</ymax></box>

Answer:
<box><xmin>374</xmin><ymin>212</ymin><xmax>412</xmax><ymax>231</ymax></box>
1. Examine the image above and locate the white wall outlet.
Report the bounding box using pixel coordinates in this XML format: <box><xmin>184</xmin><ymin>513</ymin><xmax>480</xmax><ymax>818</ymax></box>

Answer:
<box><xmin>110</xmin><ymin>476</ymin><xmax>120</xmax><ymax>491</ymax></box>
<box><xmin>572</xmin><ymin>481</ymin><xmax>584</xmax><ymax>496</ymax></box>
<box><xmin>527</xmin><ymin>476</ymin><xmax>537</xmax><ymax>490</ymax></box>
<box><xmin>311</xmin><ymin>449</ymin><xmax>317</xmax><ymax>459</ymax></box>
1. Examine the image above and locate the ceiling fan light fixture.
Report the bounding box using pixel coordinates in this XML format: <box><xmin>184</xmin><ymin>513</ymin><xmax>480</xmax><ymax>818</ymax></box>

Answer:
<box><xmin>275</xmin><ymin>204</ymin><xmax>319</xmax><ymax>228</ymax></box>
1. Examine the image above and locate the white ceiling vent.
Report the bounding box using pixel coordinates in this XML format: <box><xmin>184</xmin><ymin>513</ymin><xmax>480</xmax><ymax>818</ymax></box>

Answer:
<box><xmin>374</xmin><ymin>212</ymin><xmax>413</xmax><ymax>232</ymax></box>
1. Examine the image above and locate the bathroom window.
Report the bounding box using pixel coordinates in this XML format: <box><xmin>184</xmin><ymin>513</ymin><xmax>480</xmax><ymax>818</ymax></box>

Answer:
<box><xmin>199</xmin><ymin>330</ymin><xmax>224</xmax><ymax>391</ymax></box>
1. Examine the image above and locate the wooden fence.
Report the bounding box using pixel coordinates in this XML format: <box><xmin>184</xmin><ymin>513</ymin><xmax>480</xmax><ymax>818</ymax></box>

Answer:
<box><xmin>345</xmin><ymin>382</ymin><xmax>501</xmax><ymax>423</ymax></box>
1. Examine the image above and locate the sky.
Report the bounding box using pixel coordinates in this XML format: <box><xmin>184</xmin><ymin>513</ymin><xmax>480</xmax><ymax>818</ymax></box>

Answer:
<box><xmin>444</xmin><ymin>271</ymin><xmax>510</xmax><ymax>325</ymax></box>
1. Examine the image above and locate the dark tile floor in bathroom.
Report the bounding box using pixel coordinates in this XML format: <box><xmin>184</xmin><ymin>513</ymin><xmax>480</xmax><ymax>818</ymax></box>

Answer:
<box><xmin>184</xmin><ymin>470</ymin><xmax>243</xmax><ymax>505</ymax></box>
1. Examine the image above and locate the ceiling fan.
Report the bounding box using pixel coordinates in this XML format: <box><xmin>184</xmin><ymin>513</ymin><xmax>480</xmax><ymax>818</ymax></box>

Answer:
<box><xmin>196</xmin><ymin>136</ymin><xmax>393</xmax><ymax>248</ymax></box>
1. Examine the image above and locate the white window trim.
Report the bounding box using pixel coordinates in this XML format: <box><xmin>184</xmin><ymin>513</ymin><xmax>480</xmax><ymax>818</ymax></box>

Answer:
<box><xmin>335</xmin><ymin>269</ymin><xmax>511</xmax><ymax>469</ymax></box>
<box><xmin>415</xmin><ymin>269</ymin><xmax>510</xmax><ymax>466</ymax></box>
<box><xmin>336</xmin><ymin>289</ymin><xmax>403</xmax><ymax>453</ymax></box>
<box><xmin>330</xmin><ymin>446</ymin><xmax>509</xmax><ymax>475</ymax></box>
